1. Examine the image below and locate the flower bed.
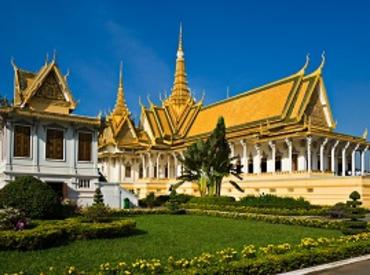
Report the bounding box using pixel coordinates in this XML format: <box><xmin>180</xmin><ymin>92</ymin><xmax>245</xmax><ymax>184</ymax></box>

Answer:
<box><xmin>187</xmin><ymin>209</ymin><xmax>344</xmax><ymax>230</ymax></box>
<box><xmin>183</xmin><ymin>203</ymin><xmax>328</xmax><ymax>216</ymax></box>
<box><xmin>0</xmin><ymin>218</ymin><xmax>136</xmax><ymax>251</ymax></box>
<box><xmin>27</xmin><ymin>233</ymin><xmax>370</xmax><ymax>274</ymax></box>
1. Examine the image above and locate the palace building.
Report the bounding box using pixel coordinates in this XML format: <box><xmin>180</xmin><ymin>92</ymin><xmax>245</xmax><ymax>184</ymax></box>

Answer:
<box><xmin>98</xmin><ymin>26</ymin><xmax>370</xmax><ymax>207</ymax></box>
<box><xmin>0</xmin><ymin>58</ymin><xmax>101</xmax><ymax>205</ymax></box>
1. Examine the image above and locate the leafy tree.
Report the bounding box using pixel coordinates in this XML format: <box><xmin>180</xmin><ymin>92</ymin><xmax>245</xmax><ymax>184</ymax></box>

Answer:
<box><xmin>93</xmin><ymin>187</ymin><xmax>104</xmax><ymax>206</ymax></box>
<box><xmin>174</xmin><ymin>117</ymin><xmax>243</xmax><ymax>196</ymax></box>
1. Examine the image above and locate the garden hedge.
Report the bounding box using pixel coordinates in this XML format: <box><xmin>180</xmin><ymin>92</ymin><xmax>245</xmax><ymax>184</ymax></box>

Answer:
<box><xmin>186</xmin><ymin>209</ymin><xmax>344</xmax><ymax>230</ymax></box>
<box><xmin>0</xmin><ymin>218</ymin><xmax>136</xmax><ymax>250</ymax></box>
<box><xmin>183</xmin><ymin>203</ymin><xmax>328</xmax><ymax>216</ymax></box>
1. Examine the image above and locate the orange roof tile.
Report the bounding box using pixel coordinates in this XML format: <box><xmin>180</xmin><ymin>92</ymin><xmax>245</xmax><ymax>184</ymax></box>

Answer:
<box><xmin>187</xmin><ymin>73</ymin><xmax>301</xmax><ymax>137</ymax></box>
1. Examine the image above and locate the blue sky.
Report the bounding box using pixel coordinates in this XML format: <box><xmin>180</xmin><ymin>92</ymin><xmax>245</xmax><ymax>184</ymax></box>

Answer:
<box><xmin>0</xmin><ymin>0</ymin><xmax>370</xmax><ymax>136</ymax></box>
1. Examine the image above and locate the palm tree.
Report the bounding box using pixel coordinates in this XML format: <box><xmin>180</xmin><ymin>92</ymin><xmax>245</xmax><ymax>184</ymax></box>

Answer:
<box><xmin>173</xmin><ymin>117</ymin><xmax>244</xmax><ymax>196</ymax></box>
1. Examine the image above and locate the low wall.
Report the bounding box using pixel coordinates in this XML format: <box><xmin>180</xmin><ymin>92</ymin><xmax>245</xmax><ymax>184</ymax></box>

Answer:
<box><xmin>120</xmin><ymin>174</ymin><xmax>370</xmax><ymax>207</ymax></box>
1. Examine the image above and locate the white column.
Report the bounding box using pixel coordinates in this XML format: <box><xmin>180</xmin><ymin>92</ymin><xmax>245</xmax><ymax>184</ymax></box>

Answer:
<box><xmin>148</xmin><ymin>153</ymin><xmax>154</xmax><ymax>178</ymax></box>
<box><xmin>167</xmin><ymin>154</ymin><xmax>170</xmax><ymax>178</ymax></box>
<box><xmin>352</xmin><ymin>144</ymin><xmax>360</xmax><ymax>176</ymax></box>
<box><xmin>268</xmin><ymin>141</ymin><xmax>276</xmax><ymax>173</ymax></box>
<box><xmin>172</xmin><ymin>153</ymin><xmax>178</xmax><ymax>177</ymax></box>
<box><xmin>156</xmin><ymin>153</ymin><xmax>161</xmax><ymax>179</ymax></box>
<box><xmin>119</xmin><ymin>158</ymin><xmax>123</xmax><ymax>181</ymax></box>
<box><xmin>240</xmin><ymin>140</ymin><xmax>248</xmax><ymax>173</ymax></box>
<box><xmin>285</xmin><ymin>138</ymin><xmax>292</xmax><ymax>172</ymax></box>
<box><xmin>361</xmin><ymin>146</ymin><xmax>368</xmax><ymax>176</ymax></box>
<box><xmin>320</xmin><ymin>138</ymin><xmax>328</xmax><ymax>172</ymax></box>
<box><xmin>307</xmin><ymin>137</ymin><xmax>312</xmax><ymax>172</ymax></box>
<box><xmin>254</xmin><ymin>144</ymin><xmax>261</xmax><ymax>174</ymax></box>
<box><xmin>141</xmin><ymin>154</ymin><xmax>147</xmax><ymax>178</ymax></box>
<box><xmin>342</xmin><ymin>142</ymin><xmax>350</xmax><ymax>177</ymax></box>
<box><xmin>331</xmin><ymin>140</ymin><xmax>339</xmax><ymax>174</ymax></box>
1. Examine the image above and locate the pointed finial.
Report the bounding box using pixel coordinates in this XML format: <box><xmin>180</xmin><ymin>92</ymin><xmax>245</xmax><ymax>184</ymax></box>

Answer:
<box><xmin>10</xmin><ymin>57</ymin><xmax>17</xmax><ymax>69</ymax></box>
<box><xmin>65</xmin><ymin>69</ymin><xmax>70</xmax><ymax>80</ymax></box>
<box><xmin>318</xmin><ymin>51</ymin><xmax>326</xmax><ymax>71</ymax></box>
<box><xmin>139</xmin><ymin>96</ymin><xmax>144</xmax><ymax>107</ymax></box>
<box><xmin>363</xmin><ymin>128</ymin><xmax>368</xmax><ymax>139</ymax></box>
<box><xmin>119</xmin><ymin>60</ymin><xmax>123</xmax><ymax>89</ymax></box>
<box><xmin>147</xmin><ymin>94</ymin><xmax>153</xmax><ymax>106</ymax></box>
<box><xmin>45</xmin><ymin>53</ymin><xmax>49</xmax><ymax>65</ymax></box>
<box><xmin>176</xmin><ymin>22</ymin><xmax>184</xmax><ymax>60</ymax></box>
<box><xmin>179</xmin><ymin>22</ymin><xmax>183</xmax><ymax>50</ymax></box>
<box><xmin>303</xmin><ymin>53</ymin><xmax>310</xmax><ymax>71</ymax></box>
<box><xmin>201</xmin><ymin>90</ymin><xmax>206</xmax><ymax>101</ymax></box>
<box><xmin>52</xmin><ymin>49</ymin><xmax>57</xmax><ymax>62</ymax></box>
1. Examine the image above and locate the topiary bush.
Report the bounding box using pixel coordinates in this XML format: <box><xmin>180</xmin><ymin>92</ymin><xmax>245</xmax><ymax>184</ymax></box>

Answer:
<box><xmin>342</xmin><ymin>191</ymin><xmax>368</xmax><ymax>235</ymax></box>
<box><xmin>83</xmin><ymin>205</ymin><xmax>111</xmax><ymax>223</ymax></box>
<box><xmin>93</xmin><ymin>187</ymin><xmax>104</xmax><ymax>206</ymax></box>
<box><xmin>0</xmin><ymin>176</ymin><xmax>59</xmax><ymax>218</ymax></box>
<box><xmin>239</xmin><ymin>194</ymin><xmax>314</xmax><ymax>209</ymax></box>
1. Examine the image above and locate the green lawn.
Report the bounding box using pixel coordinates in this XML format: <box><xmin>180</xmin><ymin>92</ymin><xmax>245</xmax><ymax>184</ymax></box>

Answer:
<box><xmin>0</xmin><ymin>215</ymin><xmax>341</xmax><ymax>273</ymax></box>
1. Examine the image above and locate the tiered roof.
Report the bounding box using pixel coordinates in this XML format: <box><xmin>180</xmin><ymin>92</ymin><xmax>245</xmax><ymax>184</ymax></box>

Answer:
<box><xmin>99</xmin><ymin>26</ymin><xmax>367</xmax><ymax>151</ymax></box>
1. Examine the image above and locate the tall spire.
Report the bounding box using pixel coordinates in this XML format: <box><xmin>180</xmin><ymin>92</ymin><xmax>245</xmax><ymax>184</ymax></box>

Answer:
<box><xmin>113</xmin><ymin>61</ymin><xmax>129</xmax><ymax>116</ymax></box>
<box><xmin>168</xmin><ymin>23</ymin><xmax>193</xmax><ymax>108</ymax></box>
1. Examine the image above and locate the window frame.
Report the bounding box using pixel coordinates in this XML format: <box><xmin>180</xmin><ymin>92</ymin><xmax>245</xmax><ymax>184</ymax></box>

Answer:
<box><xmin>77</xmin><ymin>178</ymin><xmax>91</xmax><ymax>189</ymax></box>
<box><xmin>45</xmin><ymin>127</ymin><xmax>65</xmax><ymax>161</ymax></box>
<box><xmin>13</xmin><ymin>124</ymin><xmax>32</xmax><ymax>159</ymax></box>
<box><xmin>77</xmin><ymin>131</ymin><xmax>93</xmax><ymax>163</ymax></box>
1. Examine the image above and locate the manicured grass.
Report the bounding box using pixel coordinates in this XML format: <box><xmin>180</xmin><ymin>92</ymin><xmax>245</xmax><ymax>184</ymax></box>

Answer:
<box><xmin>0</xmin><ymin>214</ymin><xmax>341</xmax><ymax>273</ymax></box>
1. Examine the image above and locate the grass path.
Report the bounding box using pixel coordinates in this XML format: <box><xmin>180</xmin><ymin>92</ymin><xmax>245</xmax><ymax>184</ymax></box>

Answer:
<box><xmin>0</xmin><ymin>215</ymin><xmax>342</xmax><ymax>273</ymax></box>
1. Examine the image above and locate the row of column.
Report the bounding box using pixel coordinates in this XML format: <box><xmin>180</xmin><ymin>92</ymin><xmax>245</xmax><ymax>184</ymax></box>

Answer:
<box><xmin>231</xmin><ymin>137</ymin><xmax>369</xmax><ymax>176</ymax></box>
<box><xmin>140</xmin><ymin>151</ymin><xmax>183</xmax><ymax>179</ymax></box>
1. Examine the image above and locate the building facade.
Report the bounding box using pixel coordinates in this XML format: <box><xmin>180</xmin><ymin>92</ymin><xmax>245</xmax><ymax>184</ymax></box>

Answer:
<box><xmin>99</xmin><ymin>27</ymin><xmax>370</xmax><ymax>207</ymax></box>
<box><xmin>0</xmin><ymin>59</ymin><xmax>101</xmax><ymax>206</ymax></box>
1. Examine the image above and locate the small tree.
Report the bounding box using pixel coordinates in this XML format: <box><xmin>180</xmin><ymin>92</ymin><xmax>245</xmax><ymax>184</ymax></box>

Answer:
<box><xmin>175</xmin><ymin>117</ymin><xmax>244</xmax><ymax>196</ymax></box>
<box><xmin>93</xmin><ymin>187</ymin><xmax>104</xmax><ymax>206</ymax></box>
<box><xmin>342</xmin><ymin>191</ymin><xmax>367</xmax><ymax>235</ymax></box>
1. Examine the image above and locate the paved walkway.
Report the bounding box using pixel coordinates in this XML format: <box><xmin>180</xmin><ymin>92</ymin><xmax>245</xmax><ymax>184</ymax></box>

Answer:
<box><xmin>309</xmin><ymin>259</ymin><xmax>370</xmax><ymax>274</ymax></box>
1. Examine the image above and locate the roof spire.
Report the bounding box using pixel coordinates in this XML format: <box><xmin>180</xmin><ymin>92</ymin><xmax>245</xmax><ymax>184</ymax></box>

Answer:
<box><xmin>112</xmin><ymin>61</ymin><xmax>129</xmax><ymax>116</ymax></box>
<box><xmin>119</xmin><ymin>60</ymin><xmax>123</xmax><ymax>89</ymax></box>
<box><xmin>166</xmin><ymin>23</ymin><xmax>193</xmax><ymax>109</ymax></box>
<box><xmin>177</xmin><ymin>22</ymin><xmax>183</xmax><ymax>58</ymax></box>
<box><xmin>318</xmin><ymin>51</ymin><xmax>326</xmax><ymax>71</ymax></box>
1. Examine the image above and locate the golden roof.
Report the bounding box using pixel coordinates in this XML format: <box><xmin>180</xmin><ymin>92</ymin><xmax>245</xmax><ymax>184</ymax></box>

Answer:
<box><xmin>12</xmin><ymin>59</ymin><xmax>77</xmax><ymax>114</ymax></box>
<box><xmin>99</xmin><ymin>28</ymin><xmax>347</xmax><ymax>151</ymax></box>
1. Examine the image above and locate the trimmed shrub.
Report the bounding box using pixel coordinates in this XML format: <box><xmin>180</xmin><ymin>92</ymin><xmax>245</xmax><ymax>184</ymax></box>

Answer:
<box><xmin>183</xmin><ymin>203</ymin><xmax>328</xmax><ymax>216</ymax></box>
<box><xmin>343</xmin><ymin>191</ymin><xmax>368</xmax><ymax>235</ymax></box>
<box><xmin>189</xmin><ymin>196</ymin><xmax>235</xmax><ymax>205</ymax></box>
<box><xmin>139</xmin><ymin>192</ymin><xmax>158</xmax><ymax>208</ymax></box>
<box><xmin>83</xmin><ymin>204</ymin><xmax>111</xmax><ymax>223</ymax></box>
<box><xmin>0</xmin><ymin>218</ymin><xmax>136</xmax><ymax>250</ymax></box>
<box><xmin>327</xmin><ymin>202</ymin><xmax>349</xmax><ymax>219</ymax></box>
<box><xmin>186</xmin><ymin>209</ymin><xmax>343</xmax><ymax>230</ymax></box>
<box><xmin>0</xmin><ymin>176</ymin><xmax>59</xmax><ymax>218</ymax></box>
<box><xmin>239</xmin><ymin>194</ymin><xmax>314</xmax><ymax>209</ymax></box>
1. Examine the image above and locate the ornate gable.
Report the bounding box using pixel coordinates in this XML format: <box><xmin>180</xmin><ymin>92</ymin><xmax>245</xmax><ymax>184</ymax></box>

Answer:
<box><xmin>12</xmin><ymin>60</ymin><xmax>77</xmax><ymax>114</ymax></box>
<box><xmin>34</xmin><ymin>71</ymin><xmax>65</xmax><ymax>101</ymax></box>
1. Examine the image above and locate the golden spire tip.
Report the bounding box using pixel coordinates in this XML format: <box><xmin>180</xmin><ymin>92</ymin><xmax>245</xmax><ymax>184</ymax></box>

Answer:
<box><xmin>319</xmin><ymin>50</ymin><xmax>326</xmax><ymax>70</ymax></box>
<box><xmin>119</xmin><ymin>61</ymin><xmax>123</xmax><ymax>88</ymax></box>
